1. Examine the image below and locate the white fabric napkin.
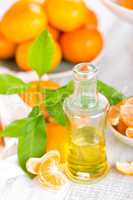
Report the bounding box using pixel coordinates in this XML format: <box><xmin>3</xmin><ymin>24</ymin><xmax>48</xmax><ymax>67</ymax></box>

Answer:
<box><xmin>0</xmin><ymin>156</ymin><xmax>70</xmax><ymax>200</ymax></box>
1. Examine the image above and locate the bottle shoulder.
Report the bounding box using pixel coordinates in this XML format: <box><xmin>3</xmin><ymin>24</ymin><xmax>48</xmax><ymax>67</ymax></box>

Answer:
<box><xmin>63</xmin><ymin>93</ymin><xmax>109</xmax><ymax>117</ymax></box>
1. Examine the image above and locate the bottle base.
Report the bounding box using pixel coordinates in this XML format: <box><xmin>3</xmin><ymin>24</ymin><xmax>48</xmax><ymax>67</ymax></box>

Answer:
<box><xmin>65</xmin><ymin>164</ymin><xmax>110</xmax><ymax>184</ymax></box>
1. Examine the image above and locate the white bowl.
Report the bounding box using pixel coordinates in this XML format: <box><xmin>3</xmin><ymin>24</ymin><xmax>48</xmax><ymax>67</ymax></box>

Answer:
<box><xmin>101</xmin><ymin>0</ymin><xmax>133</xmax><ymax>24</ymax></box>
<box><xmin>110</xmin><ymin>125</ymin><xmax>133</xmax><ymax>147</ymax></box>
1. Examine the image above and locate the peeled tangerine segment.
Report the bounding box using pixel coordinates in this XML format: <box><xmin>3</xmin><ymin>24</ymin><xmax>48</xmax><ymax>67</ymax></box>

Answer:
<box><xmin>108</xmin><ymin>105</ymin><xmax>120</xmax><ymax>126</ymax></box>
<box><xmin>116</xmin><ymin>119</ymin><xmax>127</xmax><ymax>135</ymax></box>
<box><xmin>26</xmin><ymin>150</ymin><xmax>60</xmax><ymax>175</ymax></box>
<box><xmin>116</xmin><ymin>162</ymin><xmax>133</xmax><ymax>175</ymax></box>
<box><xmin>120</xmin><ymin>105</ymin><xmax>133</xmax><ymax>127</ymax></box>
<box><xmin>27</xmin><ymin>150</ymin><xmax>67</xmax><ymax>188</ymax></box>
<box><xmin>126</xmin><ymin>128</ymin><xmax>133</xmax><ymax>138</ymax></box>
<box><xmin>38</xmin><ymin>150</ymin><xmax>67</xmax><ymax>188</ymax></box>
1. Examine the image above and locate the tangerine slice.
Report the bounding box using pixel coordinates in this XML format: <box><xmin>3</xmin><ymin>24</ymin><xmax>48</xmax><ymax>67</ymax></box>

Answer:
<box><xmin>120</xmin><ymin>105</ymin><xmax>133</xmax><ymax>127</ymax></box>
<box><xmin>126</xmin><ymin>128</ymin><xmax>133</xmax><ymax>138</ymax></box>
<box><xmin>26</xmin><ymin>157</ymin><xmax>42</xmax><ymax>175</ymax></box>
<box><xmin>108</xmin><ymin>105</ymin><xmax>120</xmax><ymax>126</ymax></box>
<box><xmin>38</xmin><ymin>151</ymin><xmax>67</xmax><ymax>188</ymax></box>
<box><xmin>116</xmin><ymin>119</ymin><xmax>127</xmax><ymax>135</ymax></box>
<box><xmin>116</xmin><ymin>162</ymin><xmax>133</xmax><ymax>175</ymax></box>
<box><xmin>26</xmin><ymin>151</ymin><xmax>60</xmax><ymax>175</ymax></box>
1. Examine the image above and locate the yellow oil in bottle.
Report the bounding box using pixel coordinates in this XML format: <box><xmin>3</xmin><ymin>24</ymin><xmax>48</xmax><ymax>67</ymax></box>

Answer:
<box><xmin>64</xmin><ymin>63</ymin><xmax>109</xmax><ymax>183</ymax></box>
<box><xmin>66</xmin><ymin>126</ymin><xmax>109</xmax><ymax>183</ymax></box>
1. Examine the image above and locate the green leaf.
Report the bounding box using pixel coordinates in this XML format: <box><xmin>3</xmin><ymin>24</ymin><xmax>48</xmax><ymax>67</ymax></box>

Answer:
<box><xmin>97</xmin><ymin>80</ymin><xmax>125</xmax><ymax>105</ymax></box>
<box><xmin>1</xmin><ymin>107</ymin><xmax>47</xmax><ymax>175</ymax></box>
<box><xmin>1</xmin><ymin>107</ymin><xmax>41</xmax><ymax>138</ymax></box>
<box><xmin>28</xmin><ymin>29</ymin><xmax>54</xmax><ymax>77</ymax></box>
<box><xmin>0</xmin><ymin>74</ymin><xmax>29</xmax><ymax>94</ymax></box>
<box><xmin>18</xmin><ymin>114</ymin><xmax>47</xmax><ymax>174</ymax></box>
<box><xmin>44</xmin><ymin>81</ymin><xmax>74</xmax><ymax>126</ymax></box>
<box><xmin>44</xmin><ymin>80</ymin><xmax>125</xmax><ymax>126</ymax></box>
<box><xmin>0</xmin><ymin>118</ymin><xmax>33</xmax><ymax>138</ymax></box>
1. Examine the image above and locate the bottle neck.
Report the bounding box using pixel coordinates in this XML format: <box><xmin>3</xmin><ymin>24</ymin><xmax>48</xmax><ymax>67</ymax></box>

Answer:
<box><xmin>73</xmin><ymin>73</ymin><xmax>98</xmax><ymax>110</ymax></box>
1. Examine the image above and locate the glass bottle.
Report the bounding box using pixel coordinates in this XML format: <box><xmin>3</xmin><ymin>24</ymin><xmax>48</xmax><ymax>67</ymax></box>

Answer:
<box><xmin>63</xmin><ymin>63</ymin><xmax>109</xmax><ymax>183</ymax></box>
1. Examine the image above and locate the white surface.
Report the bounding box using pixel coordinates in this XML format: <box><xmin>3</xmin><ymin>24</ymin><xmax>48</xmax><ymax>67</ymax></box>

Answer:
<box><xmin>0</xmin><ymin>0</ymin><xmax>133</xmax><ymax>200</ymax></box>
<box><xmin>0</xmin><ymin>156</ymin><xmax>70</xmax><ymax>200</ymax></box>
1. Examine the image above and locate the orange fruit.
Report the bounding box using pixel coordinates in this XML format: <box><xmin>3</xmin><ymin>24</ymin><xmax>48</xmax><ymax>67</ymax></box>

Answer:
<box><xmin>19</xmin><ymin>0</ymin><xmax>45</xmax><ymax>4</ymax></box>
<box><xmin>85</xmin><ymin>9</ymin><xmax>98</xmax><ymax>27</ymax></box>
<box><xmin>16</xmin><ymin>40</ymin><xmax>32</xmax><ymax>71</ymax></box>
<box><xmin>47</xmin><ymin>25</ymin><xmax>60</xmax><ymax>40</ymax></box>
<box><xmin>108</xmin><ymin>105</ymin><xmax>120</xmax><ymax>126</ymax></box>
<box><xmin>116</xmin><ymin>119</ymin><xmax>127</xmax><ymax>135</ymax></box>
<box><xmin>116</xmin><ymin>161</ymin><xmax>133</xmax><ymax>175</ymax></box>
<box><xmin>1</xmin><ymin>2</ymin><xmax>47</xmax><ymax>43</ymax></box>
<box><xmin>19</xmin><ymin>80</ymin><xmax>59</xmax><ymax>108</ymax></box>
<box><xmin>117</xmin><ymin>0</ymin><xmax>133</xmax><ymax>9</ymax></box>
<box><xmin>120</xmin><ymin>105</ymin><xmax>133</xmax><ymax>127</ymax></box>
<box><xmin>45</xmin><ymin>0</ymin><xmax>91</xmax><ymax>32</ymax></box>
<box><xmin>16</xmin><ymin>40</ymin><xmax>62</xmax><ymax>71</ymax></box>
<box><xmin>126</xmin><ymin>128</ymin><xmax>133</xmax><ymax>138</ymax></box>
<box><xmin>0</xmin><ymin>32</ymin><xmax>16</xmax><ymax>59</ymax></box>
<box><xmin>51</xmin><ymin>41</ymin><xmax>62</xmax><ymax>71</ymax></box>
<box><xmin>60</xmin><ymin>26</ymin><xmax>103</xmax><ymax>63</ymax></box>
<box><xmin>27</xmin><ymin>150</ymin><xmax>67</xmax><ymax>188</ymax></box>
<box><xmin>46</xmin><ymin>123</ymin><xmax>69</xmax><ymax>163</ymax></box>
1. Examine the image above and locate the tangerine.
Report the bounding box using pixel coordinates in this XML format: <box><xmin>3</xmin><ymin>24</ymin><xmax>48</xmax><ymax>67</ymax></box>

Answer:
<box><xmin>60</xmin><ymin>26</ymin><xmax>103</xmax><ymax>63</ymax></box>
<box><xmin>47</xmin><ymin>25</ymin><xmax>60</xmax><ymax>40</ymax></box>
<box><xmin>0</xmin><ymin>32</ymin><xmax>16</xmax><ymax>59</ymax></box>
<box><xmin>85</xmin><ymin>9</ymin><xmax>98</xmax><ymax>27</ymax></box>
<box><xmin>1</xmin><ymin>2</ymin><xmax>47</xmax><ymax>43</ymax></box>
<box><xmin>16</xmin><ymin>40</ymin><xmax>33</xmax><ymax>71</ymax></box>
<box><xmin>19</xmin><ymin>80</ymin><xmax>59</xmax><ymax>108</ymax></box>
<box><xmin>116</xmin><ymin>119</ymin><xmax>127</xmax><ymax>135</ymax></box>
<box><xmin>46</xmin><ymin>123</ymin><xmax>69</xmax><ymax>163</ymax></box>
<box><xmin>120</xmin><ymin>105</ymin><xmax>133</xmax><ymax>127</ymax></box>
<box><xmin>19</xmin><ymin>0</ymin><xmax>45</xmax><ymax>4</ymax></box>
<box><xmin>51</xmin><ymin>40</ymin><xmax>62</xmax><ymax>71</ymax></box>
<box><xmin>108</xmin><ymin>105</ymin><xmax>120</xmax><ymax>126</ymax></box>
<box><xmin>16</xmin><ymin>39</ymin><xmax>62</xmax><ymax>71</ymax></box>
<box><xmin>45</xmin><ymin>0</ymin><xmax>91</xmax><ymax>32</ymax></box>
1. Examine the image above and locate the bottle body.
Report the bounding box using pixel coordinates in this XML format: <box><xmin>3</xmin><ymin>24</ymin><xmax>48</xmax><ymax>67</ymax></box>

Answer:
<box><xmin>63</xmin><ymin>63</ymin><xmax>109</xmax><ymax>183</ymax></box>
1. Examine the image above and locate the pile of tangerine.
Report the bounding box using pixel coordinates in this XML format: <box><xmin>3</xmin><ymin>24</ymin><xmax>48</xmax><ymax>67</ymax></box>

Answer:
<box><xmin>0</xmin><ymin>0</ymin><xmax>103</xmax><ymax>72</ymax></box>
<box><xmin>108</xmin><ymin>97</ymin><xmax>133</xmax><ymax>138</ymax></box>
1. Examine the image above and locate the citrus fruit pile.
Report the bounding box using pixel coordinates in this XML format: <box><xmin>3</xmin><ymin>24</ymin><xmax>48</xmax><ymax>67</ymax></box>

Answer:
<box><xmin>108</xmin><ymin>97</ymin><xmax>133</xmax><ymax>138</ymax></box>
<box><xmin>0</xmin><ymin>0</ymin><xmax>103</xmax><ymax>72</ymax></box>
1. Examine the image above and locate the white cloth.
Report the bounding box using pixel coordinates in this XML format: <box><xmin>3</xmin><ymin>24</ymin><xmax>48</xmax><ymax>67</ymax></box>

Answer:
<box><xmin>0</xmin><ymin>156</ymin><xmax>70</xmax><ymax>200</ymax></box>
<box><xmin>0</xmin><ymin>0</ymin><xmax>133</xmax><ymax>200</ymax></box>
